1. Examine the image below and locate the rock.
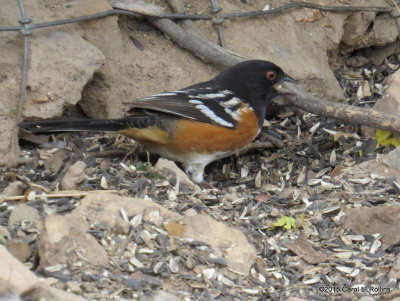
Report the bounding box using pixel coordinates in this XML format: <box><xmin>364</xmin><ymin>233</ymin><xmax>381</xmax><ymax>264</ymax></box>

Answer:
<box><xmin>18</xmin><ymin>130</ymin><xmax>50</xmax><ymax>145</ymax></box>
<box><xmin>389</xmin><ymin>254</ymin><xmax>400</xmax><ymax>280</ymax></box>
<box><xmin>75</xmin><ymin>193</ymin><xmax>255</xmax><ymax>274</ymax></box>
<box><xmin>342</xmin><ymin>11</ymin><xmax>398</xmax><ymax>48</ymax></box>
<box><xmin>6</xmin><ymin>239</ymin><xmax>32</xmax><ymax>263</ymax></box>
<box><xmin>0</xmin><ymin>226</ymin><xmax>11</xmax><ymax>242</ymax></box>
<box><xmin>8</xmin><ymin>204</ymin><xmax>41</xmax><ymax>226</ymax></box>
<box><xmin>369</xmin><ymin>41</ymin><xmax>400</xmax><ymax>65</ymax></box>
<box><xmin>150</xmin><ymin>291</ymin><xmax>183</xmax><ymax>301</ymax></box>
<box><xmin>65</xmin><ymin>281</ymin><xmax>82</xmax><ymax>295</ymax></box>
<box><xmin>182</xmin><ymin>214</ymin><xmax>257</xmax><ymax>275</ymax></box>
<box><xmin>358</xmin><ymin>297</ymin><xmax>375</xmax><ymax>301</ymax></box>
<box><xmin>284</xmin><ymin>233</ymin><xmax>327</xmax><ymax>264</ymax></box>
<box><xmin>44</xmin><ymin>150</ymin><xmax>70</xmax><ymax>174</ymax></box>
<box><xmin>154</xmin><ymin>158</ymin><xmax>198</xmax><ymax>189</ymax></box>
<box><xmin>78</xmin><ymin>193</ymin><xmax>180</xmax><ymax>234</ymax></box>
<box><xmin>29</xmin><ymin>283</ymin><xmax>87</xmax><ymax>301</ymax></box>
<box><xmin>143</xmin><ymin>209</ymin><xmax>165</xmax><ymax>227</ymax></box>
<box><xmin>340</xmin><ymin>146</ymin><xmax>400</xmax><ymax>182</ymax></box>
<box><xmin>341</xmin><ymin>12</ymin><xmax>376</xmax><ymax>47</ymax></box>
<box><xmin>1</xmin><ymin>181</ymin><xmax>26</xmax><ymax>198</ymax></box>
<box><xmin>345</xmin><ymin>56</ymin><xmax>369</xmax><ymax>68</ymax></box>
<box><xmin>165</xmin><ymin>221</ymin><xmax>185</xmax><ymax>237</ymax></box>
<box><xmin>373</xmin><ymin>70</ymin><xmax>400</xmax><ymax>116</ymax></box>
<box><xmin>23</xmin><ymin>32</ymin><xmax>105</xmax><ymax>119</ymax></box>
<box><xmin>344</xmin><ymin>205</ymin><xmax>400</xmax><ymax>247</ymax></box>
<box><xmin>0</xmin><ymin>1</ymin><xmax>24</xmax><ymax>167</ymax></box>
<box><xmin>367</xmin><ymin>14</ymin><xmax>398</xmax><ymax>47</ymax></box>
<box><xmin>60</xmin><ymin>161</ymin><xmax>86</xmax><ymax>190</ymax></box>
<box><xmin>0</xmin><ymin>245</ymin><xmax>40</xmax><ymax>296</ymax></box>
<box><xmin>380</xmin><ymin>146</ymin><xmax>400</xmax><ymax>171</ymax></box>
<box><xmin>0</xmin><ymin>0</ymin><xmax>102</xmax><ymax>165</ymax></box>
<box><xmin>0</xmin><ymin>292</ymin><xmax>23</xmax><ymax>300</ymax></box>
<box><xmin>39</xmin><ymin>209</ymin><xmax>108</xmax><ymax>268</ymax></box>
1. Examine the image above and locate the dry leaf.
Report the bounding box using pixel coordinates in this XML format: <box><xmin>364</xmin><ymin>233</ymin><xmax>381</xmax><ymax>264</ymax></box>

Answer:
<box><xmin>165</xmin><ymin>221</ymin><xmax>184</xmax><ymax>237</ymax></box>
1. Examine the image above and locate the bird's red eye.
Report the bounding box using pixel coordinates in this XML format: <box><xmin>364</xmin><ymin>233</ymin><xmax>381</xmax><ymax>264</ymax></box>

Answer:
<box><xmin>266</xmin><ymin>71</ymin><xmax>276</xmax><ymax>81</ymax></box>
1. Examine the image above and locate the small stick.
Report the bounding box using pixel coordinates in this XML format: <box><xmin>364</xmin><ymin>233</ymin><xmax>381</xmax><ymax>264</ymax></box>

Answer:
<box><xmin>238</xmin><ymin>141</ymin><xmax>274</xmax><ymax>155</ymax></box>
<box><xmin>167</xmin><ymin>0</ymin><xmax>206</xmax><ymax>39</ymax></box>
<box><xmin>111</xmin><ymin>0</ymin><xmax>245</xmax><ymax>68</ymax></box>
<box><xmin>89</xmin><ymin>149</ymin><xmax>128</xmax><ymax>158</ymax></box>
<box><xmin>277</xmin><ymin>81</ymin><xmax>400</xmax><ymax>136</ymax></box>
<box><xmin>0</xmin><ymin>189</ymin><xmax>121</xmax><ymax>203</ymax></box>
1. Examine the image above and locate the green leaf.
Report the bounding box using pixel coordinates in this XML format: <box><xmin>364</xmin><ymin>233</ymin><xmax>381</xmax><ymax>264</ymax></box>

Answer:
<box><xmin>0</xmin><ymin>235</ymin><xmax>7</xmax><ymax>245</ymax></box>
<box><xmin>136</xmin><ymin>162</ymin><xmax>166</xmax><ymax>180</ymax></box>
<box><xmin>136</xmin><ymin>162</ymin><xmax>152</xmax><ymax>173</ymax></box>
<box><xmin>374</xmin><ymin>130</ymin><xmax>400</xmax><ymax>148</ymax></box>
<box><xmin>269</xmin><ymin>216</ymin><xmax>296</xmax><ymax>230</ymax></box>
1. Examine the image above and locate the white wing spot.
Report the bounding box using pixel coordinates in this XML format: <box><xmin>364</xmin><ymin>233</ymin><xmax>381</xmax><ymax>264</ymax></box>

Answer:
<box><xmin>189</xmin><ymin>93</ymin><xmax>226</xmax><ymax>99</ymax></box>
<box><xmin>195</xmin><ymin>104</ymin><xmax>234</xmax><ymax>127</ymax></box>
<box><xmin>142</xmin><ymin>91</ymin><xmax>182</xmax><ymax>100</ymax></box>
<box><xmin>221</xmin><ymin>90</ymin><xmax>234</xmax><ymax>94</ymax></box>
<box><xmin>154</xmin><ymin>92</ymin><xmax>178</xmax><ymax>97</ymax></box>
<box><xmin>220</xmin><ymin>97</ymin><xmax>241</xmax><ymax>108</ymax></box>
<box><xmin>188</xmin><ymin>99</ymin><xmax>203</xmax><ymax>105</ymax></box>
<box><xmin>189</xmin><ymin>90</ymin><xmax>234</xmax><ymax>99</ymax></box>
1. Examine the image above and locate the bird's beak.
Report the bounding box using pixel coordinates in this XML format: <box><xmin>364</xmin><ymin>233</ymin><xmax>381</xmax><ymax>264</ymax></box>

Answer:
<box><xmin>273</xmin><ymin>74</ymin><xmax>297</xmax><ymax>92</ymax></box>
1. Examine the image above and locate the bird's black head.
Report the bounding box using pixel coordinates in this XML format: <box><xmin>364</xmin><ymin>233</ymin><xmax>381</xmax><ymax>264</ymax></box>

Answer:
<box><xmin>214</xmin><ymin>60</ymin><xmax>295</xmax><ymax>125</ymax></box>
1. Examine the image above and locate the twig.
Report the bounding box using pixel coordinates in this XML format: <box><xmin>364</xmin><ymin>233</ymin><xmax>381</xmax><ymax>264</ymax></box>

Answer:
<box><xmin>209</xmin><ymin>0</ymin><xmax>227</xmax><ymax>48</ymax></box>
<box><xmin>89</xmin><ymin>149</ymin><xmax>129</xmax><ymax>158</ymax></box>
<box><xmin>149</xmin><ymin>18</ymin><xmax>245</xmax><ymax>68</ymax></box>
<box><xmin>167</xmin><ymin>0</ymin><xmax>207</xmax><ymax>39</ymax></box>
<box><xmin>0</xmin><ymin>189</ymin><xmax>121</xmax><ymax>203</ymax></box>
<box><xmin>277</xmin><ymin>82</ymin><xmax>400</xmax><ymax>135</ymax></box>
<box><xmin>112</xmin><ymin>0</ymin><xmax>246</xmax><ymax>68</ymax></box>
<box><xmin>238</xmin><ymin>141</ymin><xmax>274</xmax><ymax>155</ymax></box>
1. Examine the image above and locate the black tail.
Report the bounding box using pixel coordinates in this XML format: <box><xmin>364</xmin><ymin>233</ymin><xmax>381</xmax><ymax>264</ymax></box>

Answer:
<box><xmin>18</xmin><ymin>118</ymin><xmax>131</xmax><ymax>134</ymax></box>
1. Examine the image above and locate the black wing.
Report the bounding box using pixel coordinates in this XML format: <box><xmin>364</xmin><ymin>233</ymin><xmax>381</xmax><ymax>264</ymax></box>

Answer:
<box><xmin>124</xmin><ymin>82</ymin><xmax>245</xmax><ymax>128</ymax></box>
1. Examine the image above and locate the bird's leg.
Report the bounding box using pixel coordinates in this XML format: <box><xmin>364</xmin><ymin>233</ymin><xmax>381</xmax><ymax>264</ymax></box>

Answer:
<box><xmin>185</xmin><ymin>163</ymin><xmax>205</xmax><ymax>183</ymax></box>
<box><xmin>199</xmin><ymin>181</ymin><xmax>217</xmax><ymax>190</ymax></box>
<box><xmin>185</xmin><ymin>162</ymin><xmax>217</xmax><ymax>189</ymax></box>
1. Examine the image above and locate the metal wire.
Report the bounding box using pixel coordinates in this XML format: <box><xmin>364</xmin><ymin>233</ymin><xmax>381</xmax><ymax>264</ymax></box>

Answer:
<box><xmin>208</xmin><ymin>0</ymin><xmax>226</xmax><ymax>48</ymax></box>
<box><xmin>0</xmin><ymin>3</ymin><xmax>392</xmax><ymax>32</ymax></box>
<box><xmin>16</xmin><ymin>0</ymin><xmax>31</xmax><ymax>122</ymax></box>
<box><xmin>0</xmin><ymin>10</ymin><xmax>211</xmax><ymax>32</ymax></box>
<box><xmin>222</xmin><ymin>2</ymin><xmax>392</xmax><ymax>19</ymax></box>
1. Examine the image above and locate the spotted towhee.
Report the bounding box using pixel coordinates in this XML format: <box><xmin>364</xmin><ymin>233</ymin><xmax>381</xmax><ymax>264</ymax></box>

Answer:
<box><xmin>19</xmin><ymin>60</ymin><xmax>295</xmax><ymax>185</ymax></box>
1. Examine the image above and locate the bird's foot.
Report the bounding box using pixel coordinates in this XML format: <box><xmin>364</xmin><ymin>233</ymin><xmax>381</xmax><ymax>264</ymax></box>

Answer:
<box><xmin>200</xmin><ymin>181</ymin><xmax>218</xmax><ymax>190</ymax></box>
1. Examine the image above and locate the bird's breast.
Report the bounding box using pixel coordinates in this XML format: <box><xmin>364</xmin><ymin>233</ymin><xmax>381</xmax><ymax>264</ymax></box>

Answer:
<box><xmin>167</xmin><ymin>105</ymin><xmax>259</xmax><ymax>154</ymax></box>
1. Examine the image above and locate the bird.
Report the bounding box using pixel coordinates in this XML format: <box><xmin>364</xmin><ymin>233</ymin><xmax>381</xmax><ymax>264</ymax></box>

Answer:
<box><xmin>19</xmin><ymin>60</ymin><xmax>295</xmax><ymax>186</ymax></box>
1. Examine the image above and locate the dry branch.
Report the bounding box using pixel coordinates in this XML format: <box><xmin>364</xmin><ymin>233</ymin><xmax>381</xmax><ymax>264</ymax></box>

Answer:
<box><xmin>111</xmin><ymin>0</ymin><xmax>245</xmax><ymax>68</ymax></box>
<box><xmin>109</xmin><ymin>0</ymin><xmax>164</xmax><ymax>17</ymax></box>
<box><xmin>148</xmin><ymin>19</ymin><xmax>245</xmax><ymax>67</ymax></box>
<box><xmin>277</xmin><ymin>82</ymin><xmax>400</xmax><ymax>135</ymax></box>
<box><xmin>167</xmin><ymin>0</ymin><xmax>206</xmax><ymax>39</ymax></box>
<box><xmin>0</xmin><ymin>190</ymin><xmax>121</xmax><ymax>203</ymax></box>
